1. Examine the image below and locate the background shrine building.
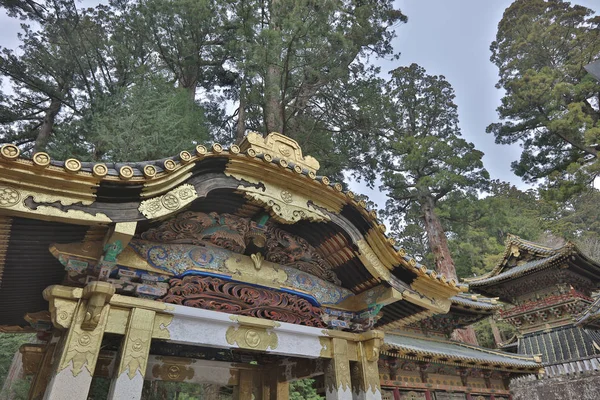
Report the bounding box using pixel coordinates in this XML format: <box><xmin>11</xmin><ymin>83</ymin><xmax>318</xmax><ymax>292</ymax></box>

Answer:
<box><xmin>466</xmin><ymin>235</ymin><xmax>600</xmax><ymax>400</ymax></box>
<box><xmin>0</xmin><ymin>133</ymin><xmax>539</xmax><ymax>400</ymax></box>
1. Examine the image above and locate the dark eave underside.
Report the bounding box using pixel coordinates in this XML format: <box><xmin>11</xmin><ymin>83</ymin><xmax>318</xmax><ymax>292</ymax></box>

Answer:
<box><xmin>0</xmin><ymin>217</ymin><xmax>88</xmax><ymax>326</ymax></box>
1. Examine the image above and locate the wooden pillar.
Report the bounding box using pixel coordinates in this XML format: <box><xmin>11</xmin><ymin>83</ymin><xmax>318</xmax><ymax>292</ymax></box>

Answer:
<box><xmin>26</xmin><ymin>342</ymin><xmax>56</xmax><ymax>400</ymax></box>
<box><xmin>235</xmin><ymin>370</ymin><xmax>255</xmax><ymax>400</ymax></box>
<box><xmin>325</xmin><ymin>338</ymin><xmax>352</xmax><ymax>400</ymax></box>
<box><xmin>351</xmin><ymin>339</ymin><xmax>382</xmax><ymax>400</ymax></box>
<box><xmin>107</xmin><ymin>308</ymin><xmax>155</xmax><ymax>400</ymax></box>
<box><xmin>43</xmin><ymin>282</ymin><xmax>114</xmax><ymax>400</ymax></box>
<box><xmin>263</xmin><ymin>372</ymin><xmax>289</xmax><ymax>400</ymax></box>
<box><xmin>466</xmin><ymin>393</ymin><xmax>473</xmax><ymax>400</ymax></box>
<box><xmin>424</xmin><ymin>390</ymin><xmax>432</xmax><ymax>400</ymax></box>
<box><xmin>392</xmin><ymin>388</ymin><xmax>400</xmax><ymax>400</ymax></box>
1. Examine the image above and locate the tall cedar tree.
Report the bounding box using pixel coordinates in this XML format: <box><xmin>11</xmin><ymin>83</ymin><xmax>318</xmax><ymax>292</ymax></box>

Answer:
<box><xmin>488</xmin><ymin>0</ymin><xmax>600</xmax><ymax>192</ymax></box>
<box><xmin>377</xmin><ymin>64</ymin><xmax>489</xmax><ymax>280</ymax></box>
<box><xmin>227</xmin><ymin>0</ymin><xmax>406</xmax><ymax>178</ymax></box>
<box><xmin>375</xmin><ymin>64</ymin><xmax>489</xmax><ymax>344</ymax></box>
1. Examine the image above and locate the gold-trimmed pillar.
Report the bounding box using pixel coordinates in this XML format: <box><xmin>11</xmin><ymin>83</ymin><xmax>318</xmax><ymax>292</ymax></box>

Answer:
<box><xmin>325</xmin><ymin>338</ymin><xmax>352</xmax><ymax>400</ymax></box>
<box><xmin>351</xmin><ymin>337</ymin><xmax>382</xmax><ymax>400</ymax></box>
<box><xmin>43</xmin><ymin>282</ymin><xmax>114</xmax><ymax>400</ymax></box>
<box><xmin>107</xmin><ymin>308</ymin><xmax>155</xmax><ymax>400</ymax></box>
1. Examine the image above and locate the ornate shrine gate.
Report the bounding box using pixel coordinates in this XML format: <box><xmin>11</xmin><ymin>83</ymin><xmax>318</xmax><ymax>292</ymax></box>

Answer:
<box><xmin>0</xmin><ymin>133</ymin><xmax>540</xmax><ymax>400</ymax></box>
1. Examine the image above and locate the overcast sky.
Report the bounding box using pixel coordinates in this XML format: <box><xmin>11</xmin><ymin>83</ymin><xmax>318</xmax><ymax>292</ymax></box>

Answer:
<box><xmin>349</xmin><ymin>0</ymin><xmax>598</xmax><ymax>209</ymax></box>
<box><xmin>0</xmin><ymin>0</ymin><xmax>598</xmax><ymax>209</ymax></box>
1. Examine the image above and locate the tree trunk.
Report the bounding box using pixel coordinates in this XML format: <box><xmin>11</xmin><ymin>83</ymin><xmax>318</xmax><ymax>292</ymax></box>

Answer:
<box><xmin>489</xmin><ymin>316</ymin><xmax>503</xmax><ymax>346</ymax></box>
<box><xmin>264</xmin><ymin>0</ymin><xmax>284</xmax><ymax>135</ymax></box>
<box><xmin>421</xmin><ymin>195</ymin><xmax>479</xmax><ymax>345</ymax></box>
<box><xmin>452</xmin><ymin>328</ymin><xmax>479</xmax><ymax>346</ymax></box>
<box><xmin>264</xmin><ymin>62</ymin><xmax>283</xmax><ymax>134</ymax></box>
<box><xmin>420</xmin><ymin>195</ymin><xmax>457</xmax><ymax>280</ymax></box>
<box><xmin>34</xmin><ymin>96</ymin><xmax>62</xmax><ymax>153</ymax></box>
<box><xmin>236</xmin><ymin>78</ymin><xmax>247</xmax><ymax>143</ymax></box>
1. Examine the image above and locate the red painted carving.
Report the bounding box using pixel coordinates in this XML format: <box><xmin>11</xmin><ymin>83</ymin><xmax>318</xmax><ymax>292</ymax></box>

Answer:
<box><xmin>161</xmin><ymin>275</ymin><xmax>326</xmax><ymax>327</ymax></box>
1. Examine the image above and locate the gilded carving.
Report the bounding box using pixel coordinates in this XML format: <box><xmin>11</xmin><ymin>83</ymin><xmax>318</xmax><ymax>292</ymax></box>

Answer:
<box><xmin>355</xmin><ymin>239</ymin><xmax>391</xmax><ymax>281</ymax></box>
<box><xmin>152</xmin><ymin>314</ymin><xmax>173</xmax><ymax>340</ymax></box>
<box><xmin>118</xmin><ymin>308</ymin><xmax>155</xmax><ymax>379</ymax></box>
<box><xmin>280</xmin><ymin>190</ymin><xmax>293</xmax><ymax>204</ymax></box>
<box><xmin>81</xmin><ymin>281</ymin><xmax>115</xmax><ymax>331</ymax></box>
<box><xmin>0</xmin><ymin>186</ymin><xmax>109</xmax><ymax>222</ymax></box>
<box><xmin>138</xmin><ymin>184</ymin><xmax>198</xmax><ymax>219</ymax></box>
<box><xmin>239</xmin><ymin>132</ymin><xmax>320</xmax><ymax>174</ymax></box>
<box><xmin>0</xmin><ymin>186</ymin><xmax>20</xmax><ymax>207</ymax></box>
<box><xmin>225</xmin><ymin>325</ymin><xmax>278</xmax><ymax>351</ymax></box>
<box><xmin>225</xmin><ymin>256</ymin><xmax>288</xmax><ymax>287</ymax></box>
<box><xmin>240</xmin><ymin>181</ymin><xmax>330</xmax><ymax>224</ymax></box>
<box><xmin>151</xmin><ymin>357</ymin><xmax>195</xmax><ymax>381</ymax></box>
<box><xmin>57</xmin><ymin>300</ymin><xmax>109</xmax><ymax>377</ymax></box>
<box><xmin>48</xmin><ymin>298</ymin><xmax>77</xmax><ymax>329</ymax></box>
<box><xmin>324</xmin><ymin>338</ymin><xmax>351</xmax><ymax>392</ymax></box>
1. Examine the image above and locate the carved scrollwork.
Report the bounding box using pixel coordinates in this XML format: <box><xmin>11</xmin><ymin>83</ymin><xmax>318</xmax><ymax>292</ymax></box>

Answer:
<box><xmin>161</xmin><ymin>275</ymin><xmax>326</xmax><ymax>327</ymax></box>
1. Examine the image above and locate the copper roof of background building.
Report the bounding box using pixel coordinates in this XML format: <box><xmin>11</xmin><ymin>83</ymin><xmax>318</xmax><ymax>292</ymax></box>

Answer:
<box><xmin>382</xmin><ymin>333</ymin><xmax>541</xmax><ymax>371</ymax></box>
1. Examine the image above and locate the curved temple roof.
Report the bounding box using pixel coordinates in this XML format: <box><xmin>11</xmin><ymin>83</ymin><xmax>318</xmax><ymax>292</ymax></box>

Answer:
<box><xmin>0</xmin><ymin>132</ymin><xmax>467</xmax><ymax>328</ymax></box>
<box><xmin>383</xmin><ymin>333</ymin><xmax>541</xmax><ymax>372</ymax></box>
<box><xmin>465</xmin><ymin>234</ymin><xmax>600</xmax><ymax>292</ymax></box>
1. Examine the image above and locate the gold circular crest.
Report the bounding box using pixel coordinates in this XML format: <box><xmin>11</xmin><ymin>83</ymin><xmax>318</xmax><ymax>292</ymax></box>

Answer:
<box><xmin>294</xmin><ymin>165</ymin><xmax>302</xmax><ymax>174</ymax></box>
<box><xmin>246</xmin><ymin>148</ymin><xmax>257</xmax><ymax>157</ymax></box>
<box><xmin>278</xmin><ymin>145</ymin><xmax>292</xmax><ymax>157</ymax></box>
<box><xmin>143</xmin><ymin>165</ymin><xmax>157</xmax><ymax>178</ymax></box>
<box><xmin>196</xmin><ymin>145</ymin><xmax>207</xmax><ymax>156</ymax></box>
<box><xmin>92</xmin><ymin>164</ymin><xmax>108</xmax><ymax>178</ymax></box>
<box><xmin>167</xmin><ymin>365</ymin><xmax>181</xmax><ymax>380</ymax></box>
<box><xmin>78</xmin><ymin>333</ymin><xmax>91</xmax><ymax>346</ymax></box>
<box><xmin>161</xmin><ymin>193</ymin><xmax>180</xmax><ymax>210</ymax></box>
<box><xmin>263</xmin><ymin>153</ymin><xmax>273</xmax><ymax>162</ymax></box>
<box><xmin>321</xmin><ymin>176</ymin><xmax>330</xmax><ymax>185</ymax></box>
<box><xmin>32</xmin><ymin>152</ymin><xmax>50</xmax><ymax>167</ymax></box>
<box><xmin>179</xmin><ymin>151</ymin><xmax>192</xmax><ymax>162</ymax></box>
<box><xmin>230</xmin><ymin>144</ymin><xmax>241</xmax><ymax>154</ymax></box>
<box><xmin>164</xmin><ymin>159</ymin><xmax>177</xmax><ymax>171</ymax></box>
<box><xmin>0</xmin><ymin>186</ymin><xmax>20</xmax><ymax>207</ymax></box>
<box><xmin>212</xmin><ymin>143</ymin><xmax>223</xmax><ymax>153</ymax></box>
<box><xmin>132</xmin><ymin>339</ymin><xmax>143</xmax><ymax>352</ymax></box>
<box><xmin>0</xmin><ymin>144</ymin><xmax>19</xmax><ymax>160</ymax></box>
<box><xmin>279</xmin><ymin>159</ymin><xmax>288</xmax><ymax>168</ymax></box>
<box><xmin>244</xmin><ymin>329</ymin><xmax>261</xmax><ymax>348</ymax></box>
<box><xmin>308</xmin><ymin>171</ymin><xmax>316</xmax><ymax>179</ymax></box>
<box><xmin>280</xmin><ymin>190</ymin><xmax>293</xmax><ymax>204</ymax></box>
<box><xmin>65</xmin><ymin>158</ymin><xmax>81</xmax><ymax>173</ymax></box>
<box><xmin>119</xmin><ymin>166</ymin><xmax>134</xmax><ymax>180</ymax></box>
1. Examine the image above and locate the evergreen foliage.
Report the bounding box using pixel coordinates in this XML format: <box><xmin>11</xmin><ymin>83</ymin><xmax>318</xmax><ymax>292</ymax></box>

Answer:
<box><xmin>488</xmin><ymin>0</ymin><xmax>600</xmax><ymax>190</ymax></box>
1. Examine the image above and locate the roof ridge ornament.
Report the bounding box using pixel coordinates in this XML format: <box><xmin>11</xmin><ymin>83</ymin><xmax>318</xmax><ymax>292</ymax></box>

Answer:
<box><xmin>239</xmin><ymin>132</ymin><xmax>320</xmax><ymax>175</ymax></box>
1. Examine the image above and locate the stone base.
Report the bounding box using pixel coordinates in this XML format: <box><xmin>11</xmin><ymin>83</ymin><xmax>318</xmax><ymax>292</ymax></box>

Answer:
<box><xmin>511</xmin><ymin>371</ymin><xmax>600</xmax><ymax>400</ymax></box>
